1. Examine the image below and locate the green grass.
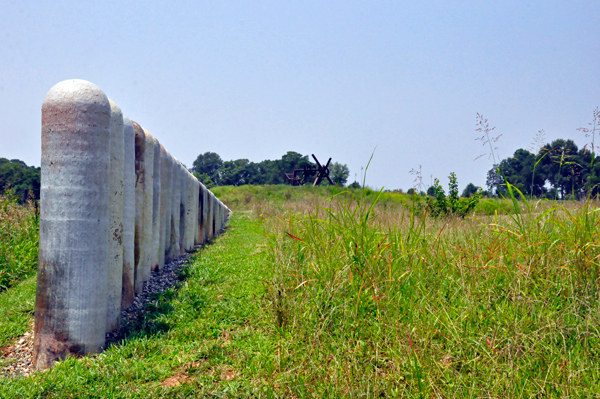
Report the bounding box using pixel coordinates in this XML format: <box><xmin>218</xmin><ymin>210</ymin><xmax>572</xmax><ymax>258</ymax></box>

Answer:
<box><xmin>258</xmin><ymin>190</ymin><xmax>600</xmax><ymax>396</ymax></box>
<box><xmin>1</xmin><ymin>212</ymin><xmax>278</xmax><ymax>397</ymax></box>
<box><xmin>2</xmin><ymin>186</ymin><xmax>600</xmax><ymax>397</ymax></box>
<box><xmin>0</xmin><ymin>275</ymin><xmax>36</xmax><ymax>348</ymax></box>
<box><xmin>211</xmin><ymin>184</ymin><xmax>345</xmax><ymax>210</ymax></box>
<box><xmin>212</xmin><ymin>184</ymin><xmax>523</xmax><ymax>217</ymax></box>
<box><xmin>0</xmin><ymin>196</ymin><xmax>39</xmax><ymax>291</ymax></box>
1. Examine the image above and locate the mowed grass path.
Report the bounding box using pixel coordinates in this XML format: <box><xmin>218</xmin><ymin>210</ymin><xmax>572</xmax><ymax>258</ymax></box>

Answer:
<box><xmin>1</xmin><ymin>212</ymin><xmax>287</xmax><ymax>398</ymax></box>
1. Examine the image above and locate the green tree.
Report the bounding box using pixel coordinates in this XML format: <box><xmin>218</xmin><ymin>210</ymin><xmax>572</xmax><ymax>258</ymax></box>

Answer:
<box><xmin>188</xmin><ymin>150</ymin><xmax>352</xmax><ymax>187</ymax></box>
<box><xmin>191</xmin><ymin>152</ymin><xmax>223</xmax><ymax>181</ymax></box>
<box><xmin>329</xmin><ymin>162</ymin><xmax>350</xmax><ymax>186</ymax></box>
<box><xmin>497</xmin><ymin>149</ymin><xmax>544</xmax><ymax>197</ymax></box>
<box><xmin>461</xmin><ymin>183</ymin><xmax>480</xmax><ymax>198</ymax></box>
<box><xmin>218</xmin><ymin>159</ymin><xmax>259</xmax><ymax>186</ymax></box>
<box><xmin>0</xmin><ymin>158</ymin><xmax>41</xmax><ymax>203</ymax></box>
<box><xmin>193</xmin><ymin>172</ymin><xmax>215</xmax><ymax>189</ymax></box>
<box><xmin>538</xmin><ymin>139</ymin><xmax>583</xmax><ymax>199</ymax></box>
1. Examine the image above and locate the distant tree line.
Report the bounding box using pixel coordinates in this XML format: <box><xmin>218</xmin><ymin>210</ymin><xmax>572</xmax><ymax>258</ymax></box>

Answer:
<box><xmin>9</xmin><ymin>138</ymin><xmax>596</xmax><ymax>203</ymax></box>
<box><xmin>190</xmin><ymin>151</ymin><xmax>350</xmax><ymax>188</ymax></box>
<box><xmin>0</xmin><ymin>158</ymin><xmax>40</xmax><ymax>203</ymax></box>
<box><xmin>484</xmin><ymin>138</ymin><xmax>600</xmax><ymax>199</ymax></box>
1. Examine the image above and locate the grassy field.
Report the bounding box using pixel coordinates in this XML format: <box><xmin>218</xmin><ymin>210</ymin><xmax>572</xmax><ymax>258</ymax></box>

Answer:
<box><xmin>254</xmin><ymin>189</ymin><xmax>600</xmax><ymax>396</ymax></box>
<box><xmin>212</xmin><ymin>184</ymin><xmax>516</xmax><ymax>215</ymax></box>
<box><xmin>1</xmin><ymin>186</ymin><xmax>600</xmax><ymax>397</ymax></box>
<box><xmin>0</xmin><ymin>195</ymin><xmax>38</xmax><ymax>291</ymax></box>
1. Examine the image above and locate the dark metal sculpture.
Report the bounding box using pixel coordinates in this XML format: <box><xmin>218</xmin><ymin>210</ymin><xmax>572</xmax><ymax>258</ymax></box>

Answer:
<box><xmin>285</xmin><ymin>154</ymin><xmax>334</xmax><ymax>186</ymax></box>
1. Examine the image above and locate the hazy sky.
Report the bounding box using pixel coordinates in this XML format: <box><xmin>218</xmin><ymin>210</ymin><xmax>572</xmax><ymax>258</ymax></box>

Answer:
<box><xmin>1</xmin><ymin>1</ymin><xmax>598</xmax><ymax>191</ymax></box>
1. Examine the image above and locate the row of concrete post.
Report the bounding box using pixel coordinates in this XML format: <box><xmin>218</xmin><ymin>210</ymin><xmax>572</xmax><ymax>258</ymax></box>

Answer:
<box><xmin>32</xmin><ymin>80</ymin><xmax>230</xmax><ymax>369</ymax></box>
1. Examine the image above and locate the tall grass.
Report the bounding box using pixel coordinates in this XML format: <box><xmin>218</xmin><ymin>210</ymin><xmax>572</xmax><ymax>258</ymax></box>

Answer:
<box><xmin>0</xmin><ymin>196</ymin><xmax>39</xmax><ymax>291</ymax></box>
<box><xmin>261</xmin><ymin>189</ymin><xmax>600</xmax><ymax>396</ymax></box>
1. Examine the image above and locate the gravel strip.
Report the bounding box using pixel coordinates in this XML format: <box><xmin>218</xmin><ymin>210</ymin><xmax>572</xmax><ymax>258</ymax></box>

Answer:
<box><xmin>105</xmin><ymin>249</ymin><xmax>196</xmax><ymax>344</ymax></box>
<box><xmin>0</xmin><ymin>328</ymin><xmax>34</xmax><ymax>378</ymax></box>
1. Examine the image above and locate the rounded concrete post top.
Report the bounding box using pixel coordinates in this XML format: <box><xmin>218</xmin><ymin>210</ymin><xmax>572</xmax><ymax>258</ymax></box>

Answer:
<box><xmin>159</xmin><ymin>143</ymin><xmax>167</xmax><ymax>155</ymax></box>
<box><xmin>123</xmin><ymin>115</ymin><xmax>133</xmax><ymax>127</ymax></box>
<box><xmin>131</xmin><ymin>120</ymin><xmax>144</xmax><ymax>131</ymax></box>
<box><xmin>108</xmin><ymin>98</ymin><xmax>123</xmax><ymax>117</ymax></box>
<box><xmin>143</xmin><ymin>128</ymin><xmax>155</xmax><ymax>141</ymax></box>
<box><xmin>43</xmin><ymin>80</ymin><xmax>109</xmax><ymax>110</ymax></box>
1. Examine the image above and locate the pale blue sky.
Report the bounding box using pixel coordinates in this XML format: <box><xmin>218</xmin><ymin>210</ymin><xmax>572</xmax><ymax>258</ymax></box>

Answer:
<box><xmin>1</xmin><ymin>1</ymin><xmax>598</xmax><ymax>190</ymax></box>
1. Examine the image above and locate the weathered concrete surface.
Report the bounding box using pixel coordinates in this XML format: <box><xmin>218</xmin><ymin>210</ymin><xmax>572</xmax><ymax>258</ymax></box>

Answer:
<box><xmin>122</xmin><ymin>116</ymin><xmax>135</xmax><ymax>309</ymax></box>
<box><xmin>208</xmin><ymin>191</ymin><xmax>215</xmax><ymax>240</ymax></box>
<box><xmin>183</xmin><ymin>171</ymin><xmax>196</xmax><ymax>251</ymax></box>
<box><xmin>187</xmin><ymin>172</ymin><xmax>198</xmax><ymax>249</ymax></box>
<box><xmin>213</xmin><ymin>192</ymin><xmax>218</xmax><ymax>237</ymax></box>
<box><xmin>158</xmin><ymin>144</ymin><xmax>169</xmax><ymax>269</ymax></box>
<box><xmin>142</xmin><ymin>129</ymin><xmax>154</xmax><ymax>283</ymax></box>
<box><xmin>169</xmin><ymin>158</ymin><xmax>181</xmax><ymax>259</ymax></box>
<box><xmin>178</xmin><ymin>164</ymin><xmax>188</xmax><ymax>253</ymax></box>
<box><xmin>132</xmin><ymin>121</ymin><xmax>146</xmax><ymax>295</ymax></box>
<box><xmin>151</xmin><ymin>136</ymin><xmax>161</xmax><ymax>271</ymax></box>
<box><xmin>202</xmin><ymin>184</ymin><xmax>209</xmax><ymax>242</ymax></box>
<box><xmin>216</xmin><ymin>200</ymin><xmax>222</xmax><ymax>235</ymax></box>
<box><xmin>163</xmin><ymin>152</ymin><xmax>174</xmax><ymax>263</ymax></box>
<box><xmin>34</xmin><ymin>79</ymin><xmax>111</xmax><ymax>369</ymax></box>
<box><xmin>192</xmin><ymin>176</ymin><xmax>199</xmax><ymax>245</ymax></box>
<box><xmin>197</xmin><ymin>182</ymin><xmax>204</xmax><ymax>244</ymax></box>
<box><xmin>106</xmin><ymin>99</ymin><xmax>124</xmax><ymax>333</ymax></box>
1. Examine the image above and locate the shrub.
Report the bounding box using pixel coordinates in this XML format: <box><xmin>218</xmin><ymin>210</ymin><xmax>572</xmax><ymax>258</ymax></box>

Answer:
<box><xmin>428</xmin><ymin>172</ymin><xmax>481</xmax><ymax>217</ymax></box>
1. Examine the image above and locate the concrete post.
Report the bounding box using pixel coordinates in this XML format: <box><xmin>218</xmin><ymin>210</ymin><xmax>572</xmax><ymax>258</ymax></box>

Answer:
<box><xmin>106</xmin><ymin>99</ymin><xmax>124</xmax><ymax>333</ymax></box>
<box><xmin>202</xmin><ymin>184</ymin><xmax>209</xmax><ymax>242</ymax></box>
<box><xmin>163</xmin><ymin>152</ymin><xmax>174</xmax><ymax>263</ymax></box>
<box><xmin>213</xmin><ymin>197</ymin><xmax>219</xmax><ymax>237</ymax></box>
<box><xmin>204</xmin><ymin>188</ymin><xmax>211</xmax><ymax>241</ymax></box>
<box><xmin>192</xmin><ymin>176</ymin><xmax>199</xmax><ymax>246</ymax></box>
<box><xmin>197</xmin><ymin>182</ymin><xmax>204</xmax><ymax>244</ymax></box>
<box><xmin>34</xmin><ymin>79</ymin><xmax>111</xmax><ymax>369</ymax></box>
<box><xmin>220</xmin><ymin>201</ymin><xmax>224</xmax><ymax>234</ymax></box>
<box><xmin>213</xmin><ymin>192</ymin><xmax>219</xmax><ymax>236</ymax></box>
<box><xmin>169</xmin><ymin>157</ymin><xmax>181</xmax><ymax>259</ymax></box>
<box><xmin>184</xmin><ymin>172</ymin><xmax>195</xmax><ymax>251</ymax></box>
<box><xmin>178</xmin><ymin>164</ymin><xmax>188</xmax><ymax>253</ymax></box>
<box><xmin>122</xmin><ymin>116</ymin><xmax>135</xmax><ymax>309</ymax></box>
<box><xmin>209</xmin><ymin>191</ymin><xmax>216</xmax><ymax>239</ymax></box>
<box><xmin>220</xmin><ymin>202</ymin><xmax>224</xmax><ymax>232</ymax></box>
<box><xmin>142</xmin><ymin>129</ymin><xmax>154</xmax><ymax>282</ymax></box>
<box><xmin>158</xmin><ymin>144</ymin><xmax>169</xmax><ymax>268</ymax></box>
<box><xmin>151</xmin><ymin>136</ymin><xmax>161</xmax><ymax>271</ymax></box>
<box><xmin>132</xmin><ymin>121</ymin><xmax>146</xmax><ymax>294</ymax></box>
<box><xmin>217</xmin><ymin>199</ymin><xmax>222</xmax><ymax>235</ymax></box>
